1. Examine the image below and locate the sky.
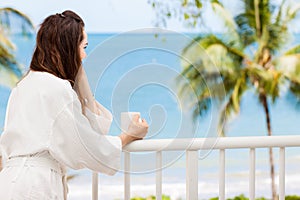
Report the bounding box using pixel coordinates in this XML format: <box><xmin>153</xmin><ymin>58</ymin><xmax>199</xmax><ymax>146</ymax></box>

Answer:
<box><xmin>0</xmin><ymin>0</ymin><xmax>299</xmax><ymax>33</ymax></box>
<box><xmin>0</xmin><ymin>0</ymin><xmax>190</xmax><ymax>33</ymax></box>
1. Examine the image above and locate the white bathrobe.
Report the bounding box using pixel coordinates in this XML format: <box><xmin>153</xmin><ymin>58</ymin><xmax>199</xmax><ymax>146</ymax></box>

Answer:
<box><xmin>0</xmin><ymin>70</ymin><xmax>122</xmax><ymax>199</ymax></box>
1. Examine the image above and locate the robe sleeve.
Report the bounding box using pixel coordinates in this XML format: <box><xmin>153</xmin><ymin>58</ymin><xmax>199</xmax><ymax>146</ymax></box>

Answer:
<box><xmin>83</xmin><ymin>101</ymin><xmax>113</xmax><ymax>135</ymax></box>
<box><xmin>49</xmin><ymin>98</ymin><xmax>122</xmax><ymax>175</ymax></box>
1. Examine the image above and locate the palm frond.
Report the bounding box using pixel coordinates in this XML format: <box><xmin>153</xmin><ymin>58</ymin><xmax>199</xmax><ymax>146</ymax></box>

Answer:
<box><xmin>192</xmin><ymin>88</ymin><xmax>212</xmax><ymax>119</ymax></box>
<box><xmin>239</xmin><ymin>0</ymin><xmax>272</xmax><ymax>36</ymax></box>
<box><xmin>182</xmin><ymin>34</ymin><xmax>246</xmax><ymax>71</ymax></box>
<box><xmin>218</xmin><ymin>70</ymin><xmax>248</xmax><ymax>136</ymax></box>
<box><xmin>287</xmin><ymin>81</ymin><xmax>300</xmax><ymax>107</ymax></box>
<box><xmin>182</xmin><ymin>35</ymin><xmax>204</xmax><ymax>55</ymax></box>
<box><xmin>210</xmin><ymin>1</ymin><xmax>242</xmax><ymax>49</ymax></box>
<box><xmin>218</xmin><ymin>100</ymin><xmax>234</xmax><ymax>137</ymax></box>
<box><xmin>284</xmin><ymin>2</ymin><xmax>300</xmax><ymax>23</ymax></box>
<box><xmin>0</xmin><ymin>7</ymin><xmax>34</xmax><ymax>33</ymax></box>
<box><xmin>0</xmin><ymin>64</ymin><xmax>20</xmax><ymax>88</ymax></box>
<box><xmin>263</xmin><ymin>0</ymin><xmax>300</xmax><ymax>52</ymax></box>
<box><xmin>0</xmin><ymin>31</ymin><xmax>15</xmax><ymax>50</ymax></box>
<box><xmin>284</xmin><ymin>44</ymin><xmax>300</xmax><ymax>55</ymax></box>
<box><xmin>275</xmin><ymin>0</ymin><xmax>286</xmax><ymax>24</ymax></box>
<box><xmin>276</xmin><ymin>54</ymin><xmax>300</xmax><ymax>81</ymax></box>
<box><xmin>234</xmin><ymin>12</ymin><xmax>256</xmax><ymax>46</ymax></box>
<box><xmin>0</xmin><ymin>8</ymin><xmax>33</xmax><ymax>88</ymax></box>
<box><xmin>235</xmin><ymin>0</ymin><xmax>275</xmax><ymax>47</ymax></box>
<box><xmin>179</xmin><ymin>33</ymin><xmax>247</xmax><ymax>122</ymax></box>
<box><xmin>177</xmin><ymin>73</ymin><xmax>212</xmax><ymax>120</ymax></box>
<box><xmin>231</xmin><ymin>77</ymin><xmax>244</xmax><ymax>112</ymax></box>
<box><xmin>276</xmin><ymin>48</ymin><xmax>300</xmax><ymax>86</ymax></box>
<box><xmin>265</xmin><ymin>23</ymin><xmax>289</xmax><ymax>52</ymax></box>
<box><xmin>178</xmin><ymin>63</ymin><xmax>225</xmax><ymax>101</ymax></box>
<box><xmin>177</xmin><ymin>60</ymin><xmax>229</xmax><ymax>122</ymax></box>
<box><xmin>0</xmin><ymin>42</ymin><xmax>17</xmax><ymax>69</ymax></box>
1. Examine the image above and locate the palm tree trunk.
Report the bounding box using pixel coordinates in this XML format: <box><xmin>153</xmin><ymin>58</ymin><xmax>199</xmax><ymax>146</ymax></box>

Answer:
<box><xmin>261</xmin><ymin>94</ymin><xmax>277</xmax><ymax>200</ymax></box>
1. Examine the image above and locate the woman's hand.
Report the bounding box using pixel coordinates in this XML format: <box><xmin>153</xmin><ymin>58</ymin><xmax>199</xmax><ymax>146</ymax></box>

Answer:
<box><xmin>126</xmin><ymin>114</ymin><xmax>148</xmax><ymax>138</ymax></box>
<box><xmin>118</xmin><ymin>114</ymin><xmax>148</xmax><ymax>147</ymax></box>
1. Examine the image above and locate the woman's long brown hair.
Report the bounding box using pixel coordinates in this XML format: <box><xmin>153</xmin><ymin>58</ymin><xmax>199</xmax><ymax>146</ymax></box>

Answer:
<box><xmin>30</xmin><ymin>10</ymin><xmax>84</xmax><ymax>86</ymax></box>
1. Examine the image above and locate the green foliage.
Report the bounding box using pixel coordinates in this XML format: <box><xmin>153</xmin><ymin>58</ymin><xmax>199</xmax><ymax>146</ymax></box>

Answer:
<box><xmin>209</xmin><ymin>194</ymin><xmax>300</xmax><ymax>200</ymax></box>
<box><xmin>126</xmin><ymin>194</ymin><xmax>300</xmax><ymax>200</ymax></box>
<box><xmin>285</xmin><ymin>195</ymin><xmax>300</xmax><ymax>200</ymax></box>
<box><xmin>227</xmin><ymin>194</ymin><xmax>252</xmax><ymax>200</ymax></box>
<box><xmin>148</xmin><ymin>0</ymin><xmax>204</xmax><ymax>28</ymax></box>
<box><xmin>0</xmin><ymin>7</ymin><xmax>34</xmax><ymax>88</ymax></box>
<box><xmin>130</xmin><ymin>195</ymin><xmax>171</xmax><ymax>200</ymax></box>
<box><xmin>227</xmin><ymin>194</ymin><xmax>248</xmax><ymax>200</ymax></box>
<box><xmin>0</xmin><ymin>7</ymin><xmax>34</xmax><ymax>35</ymax></box>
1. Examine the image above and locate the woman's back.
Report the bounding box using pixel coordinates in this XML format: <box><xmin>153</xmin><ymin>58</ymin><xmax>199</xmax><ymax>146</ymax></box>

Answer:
<box><xmin>1</xmin><ymin>70</ymin><xmax>73</xmax><ymax>159</ymax></box>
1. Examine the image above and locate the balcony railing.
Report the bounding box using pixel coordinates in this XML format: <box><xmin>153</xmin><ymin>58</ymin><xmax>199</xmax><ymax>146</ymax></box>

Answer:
<box><xmin>91</xmin><ymin>135</ymin><xmax>300</xmax><ymax>200</ymax></box>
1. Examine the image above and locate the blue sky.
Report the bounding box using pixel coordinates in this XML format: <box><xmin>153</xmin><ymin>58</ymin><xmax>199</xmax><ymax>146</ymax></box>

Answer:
<box><xmin>0</xmin><ymin>0</ymin><xmax>189</xmax><ymax>33</ymax></box>
<box><xmin>0</xmin><ymin>0</ymin><xmax>298</xmax><ymax>33</ymax></box>
<box><xmin>0</xmin><ymin>0</ymin><xmax>230</xmax><ymax>33</ymax></box>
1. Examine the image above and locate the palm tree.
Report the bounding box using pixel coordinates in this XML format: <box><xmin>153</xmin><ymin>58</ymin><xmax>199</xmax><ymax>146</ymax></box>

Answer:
<box><xmin>178</xmin><ymin>0</ymin><xmax>300</xmax><ymax>199</ymax></box>
<box><xmin>0</xmin><ymin>7</ymin><xmax>34</xmax><ymax>88</ymax></box>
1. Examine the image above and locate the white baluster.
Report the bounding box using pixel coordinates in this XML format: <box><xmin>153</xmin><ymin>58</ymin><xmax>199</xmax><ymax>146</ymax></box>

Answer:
<box><xmin>249</xmin><ymin>148</ymin><xmax>255</xmax><ymax>200</ymax></box>
<box><xmin>92</xmin><ymin>171</ymin><xmax>98</xmax><ymax>200</ymax></box>
<box><xmin>156</xmin><ymin>151</ymin><xmax>162</xmax><ymax>200</ymax></box>
<box><xmin>219</xmin><ymin>149</ymin><xmax>225</xmax><ymax>200</ymax></box>
<box><xmin>279</xmin><ymin>147</ymin><xmax>285</xmax><ymax>200</ymax></box>
<box><xmin>186</xmin><ymin>150</ymin><xmax>198</xmax><ymax>200</ymax></box>
<box><xmin>124</xmin><ymin>151</ymin><xmax>131</xmax><ymax>200</ymax></box>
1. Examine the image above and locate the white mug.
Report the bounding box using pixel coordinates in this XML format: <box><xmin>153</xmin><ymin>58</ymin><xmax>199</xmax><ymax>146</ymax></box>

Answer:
<box><xmin>121</xmin><ymin>112</ymin><xmax>142</xmax><ymax>133</ymax></box>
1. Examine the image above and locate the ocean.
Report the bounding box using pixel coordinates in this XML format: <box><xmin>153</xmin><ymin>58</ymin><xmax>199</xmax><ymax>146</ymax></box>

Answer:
<box><xmin>1</xmin><ymin>32</ymin><xmax>300</xmax><ymax>199</ymax></box>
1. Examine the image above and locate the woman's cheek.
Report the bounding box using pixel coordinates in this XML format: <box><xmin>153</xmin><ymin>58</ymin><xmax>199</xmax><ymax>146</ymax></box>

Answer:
<box><xmin>81</xmin><ymin>51</ymin><xmax>86</xmax><ymax>60</ymax></box>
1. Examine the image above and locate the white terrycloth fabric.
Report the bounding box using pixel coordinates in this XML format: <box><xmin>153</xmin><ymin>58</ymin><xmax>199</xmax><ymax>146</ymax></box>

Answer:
<box><xmin>0</xmin><ymin>151</ymin><xmax>66</xmax><ymax>199</ymax></box>
<box><xmin>0</xmin><ymin>70</ymin><xmax>122</xmax><ymax>199</ymax></box>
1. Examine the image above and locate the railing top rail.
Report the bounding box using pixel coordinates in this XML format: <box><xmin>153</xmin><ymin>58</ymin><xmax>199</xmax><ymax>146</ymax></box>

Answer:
<box><xmin>123</xmin><ymin>135</ymin><xmax>300</xmax><ymax>152</ymax></box>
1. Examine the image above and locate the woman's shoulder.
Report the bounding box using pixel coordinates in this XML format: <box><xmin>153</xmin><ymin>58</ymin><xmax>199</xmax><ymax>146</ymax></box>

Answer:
<box><xmin>22</xmin><ymin>70</ymin><xmax>70</xmax><ymax>88</ymax></box>
<box><xmin>27</xmin><ymin>70</ymin><xmax>70</xmax><ymax>85</ymax></box>
<box><xmin>17</xmin><ymin>70</ymin><xmax>76</xmax><ymax>103</ymax></box>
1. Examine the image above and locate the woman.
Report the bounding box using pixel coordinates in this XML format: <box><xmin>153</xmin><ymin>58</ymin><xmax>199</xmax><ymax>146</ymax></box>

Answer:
<box><xmin>0</xmin><ymin>10</ymin><xmax>148</xmax><ymax>199</ymax></box>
